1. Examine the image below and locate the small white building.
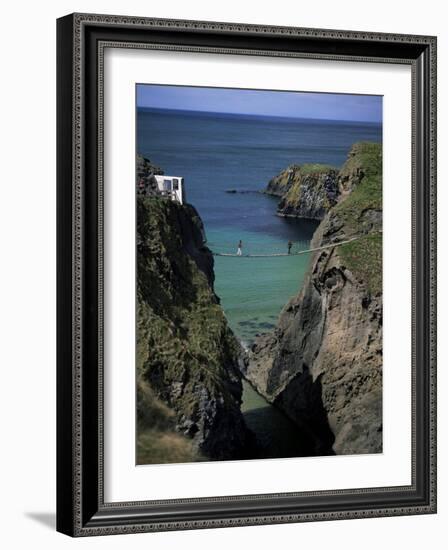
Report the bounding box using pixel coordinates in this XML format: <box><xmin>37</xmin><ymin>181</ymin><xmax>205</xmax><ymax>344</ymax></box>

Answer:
<box><xmin>154</xmin><ymin>175</ymin><xmax>185</xmax><ymax>205</ymax></box>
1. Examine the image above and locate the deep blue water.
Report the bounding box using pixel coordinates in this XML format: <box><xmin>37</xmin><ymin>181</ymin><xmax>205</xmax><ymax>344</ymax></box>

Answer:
<box><xmin>137</xmin><ymin>107</ymin><xmax>382</xmax><ymax>345</ymax></box>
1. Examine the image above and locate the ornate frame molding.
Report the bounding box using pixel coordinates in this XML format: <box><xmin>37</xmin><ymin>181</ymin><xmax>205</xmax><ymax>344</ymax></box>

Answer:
<box><xmin>57</xmin><ymin>13</ymin><xmax>437</xmax><ymax>537</ymax></box>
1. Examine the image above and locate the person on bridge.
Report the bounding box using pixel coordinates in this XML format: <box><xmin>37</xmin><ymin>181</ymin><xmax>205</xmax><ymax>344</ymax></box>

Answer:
<box><xmin>237</xmin><ymin>240</ymin><xmax>243</xmax><ymax>256</ymax></box>
<box><xmin>288</xmin><ymin>240</ymin><xmax>293</xmax><ymax>255</ymax></box>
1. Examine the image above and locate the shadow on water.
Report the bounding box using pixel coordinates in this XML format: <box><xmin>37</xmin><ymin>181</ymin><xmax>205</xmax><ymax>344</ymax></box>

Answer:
<box><xmin>241</xmin><ymin>381</ymin><xmax>316</xmax><ymax>458</ymax></box>
<box><xmin>273</xmin><ymin>367</ymin><xmax>336</xmax><ymax>456</ymax></box>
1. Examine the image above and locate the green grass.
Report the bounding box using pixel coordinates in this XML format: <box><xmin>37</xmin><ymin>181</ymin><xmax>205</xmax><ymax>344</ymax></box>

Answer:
<box><xmin>136</xmin><ymin>379</ymin><xmax>203</xmax><ymax>464</ymax></box>
<box><xmin>338</xmin><ymin>231</ymin><xmax>382</xmax><ymax>295</ymax></box>
<box><xmin>333</xmin><ymin>142</ymin><xmax>382</xmax><ymax>232</ymax></box>
<box><xmin>340</xmin><ymin>142</ymin><xmax>381</xmax><ymax>179</ymax></box>
<box><xmin>332</xmin><ymin>143</ymin><xmax>382</xmax><ymax>294</ymax></box>
<box><xmin>300</xmin><ymin>163</ymin><xmax>336</xmax><ymax>175</ymax></box>
<box><xmin>137</xmin><ymin>430</ymin><xmax>201</xmax><ymax>465</ymax></box>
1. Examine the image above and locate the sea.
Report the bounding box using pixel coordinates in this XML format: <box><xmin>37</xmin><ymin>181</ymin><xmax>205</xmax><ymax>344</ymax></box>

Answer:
<box><xmin>137</xmin><ymin>107</ymin><xmax>382</xmax><ymax>457</ymax></box>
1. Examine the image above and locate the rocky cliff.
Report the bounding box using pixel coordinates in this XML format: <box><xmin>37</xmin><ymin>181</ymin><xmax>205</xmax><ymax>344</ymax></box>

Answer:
<box><xmin>265</xmin><ymin>164</ymin><xmax>339</xmax><ymax>220</ymax></box>
<box><xmin>136</xmin><ymin>156</ymin><xmax>252</xmax><ymax>463</ymax></box>
<box><xmin>247</xmin><ymin>143</ymin><xmax>383</xmax><ymax>455</ymax></box>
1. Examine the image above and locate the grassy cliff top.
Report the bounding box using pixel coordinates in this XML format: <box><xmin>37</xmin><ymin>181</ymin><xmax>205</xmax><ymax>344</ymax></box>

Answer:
<box><xmin>299</xmin><ymin>163</ymin><xmax>337</xmax><ymax>175</ymax></box>
<box><xmin>333</xmin><ymin>142</ymin><xmax>382</xmax><ymax>231</ymax></box>
<box><xmin>334</xmin><ymin>142</ymin><xmax>382</xmax><ymax>294</ymax></box>
<box><xmin>338</xmin><ymin>142</ymin><xmax>382</xmax><ymax>180</ymax></box>
<box><xmin>267</xmin><ymin>163</ymin><xmax>337</xmax><ymax>192</ymax></box>
<box><xmin>279</xmin><ymin>163</ymin><xmax>337</xmax><ymax>179</ymax></box>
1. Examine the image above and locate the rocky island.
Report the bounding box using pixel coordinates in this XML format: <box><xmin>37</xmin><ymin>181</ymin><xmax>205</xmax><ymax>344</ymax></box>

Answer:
<box><xmin>265</xmin><ymin>163</ymin><xmax>339</xmax><ymax>220</ymax></box>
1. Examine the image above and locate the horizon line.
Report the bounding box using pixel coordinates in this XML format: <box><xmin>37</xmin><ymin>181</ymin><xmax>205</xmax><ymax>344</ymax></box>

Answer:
<box><xmin>137</xmin><ymin>105</ymin><xmax>382</xmax><ymax>125</ymax></box>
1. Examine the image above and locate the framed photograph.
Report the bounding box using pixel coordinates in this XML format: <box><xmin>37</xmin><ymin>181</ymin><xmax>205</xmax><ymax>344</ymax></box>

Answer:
<box><xmin>57</xmin><ymin>13</ymin><xmax>437</xmax><ymax>536</ymax></box>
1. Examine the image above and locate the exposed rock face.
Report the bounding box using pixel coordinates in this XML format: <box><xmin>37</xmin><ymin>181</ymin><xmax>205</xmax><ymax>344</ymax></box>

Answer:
<box><xmin>248</xmin><ymin>143</ymin><xmax>383</xmax><ymax>455</ymax></box>
<box><xmin>265</xmin><ymin>164</ymin><xmax>339</xmax><ymax>220</ymax></box>
<box><xmin>136</xmin><ymin>154</ymin><xmax>164</xmax><ymax>196</ymax></box>
<box><xmin>136</xmin><ymin>193</ymin><xmax>253</xmax><ymax>462</ymax></box>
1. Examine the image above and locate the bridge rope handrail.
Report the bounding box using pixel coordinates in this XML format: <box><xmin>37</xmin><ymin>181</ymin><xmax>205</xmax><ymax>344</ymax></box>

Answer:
<box><xmin>211</xmin><ymin>232</ymin><xmax>380</xmax><ymax>258</ymax></box>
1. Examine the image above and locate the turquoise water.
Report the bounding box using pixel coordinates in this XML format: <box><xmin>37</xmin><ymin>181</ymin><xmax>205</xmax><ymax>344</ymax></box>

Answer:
<box><xmin>211</xmin><ymin>231</ymin><xmax>313</xmax><ymax>345</ymax></box>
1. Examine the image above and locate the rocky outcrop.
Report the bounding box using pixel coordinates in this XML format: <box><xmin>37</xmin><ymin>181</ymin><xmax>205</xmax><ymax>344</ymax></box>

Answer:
<box><xmin>136</xmin><ymin>154</ymin><xmax>164</xmax><ymax>196</ymax></box>
<box><xmin>248</xmin><ymin>143</ymin><xmax>383</xmax><ymax>455</ymax></box>
<box><xmin>264</xmin><ymin>164</ymin><xmax>301</xmax><ymax>197</ymax></box>
<box><xmin>265</xmin><ymin>164</ymin><xmax>339</xmax><ymax>220</ymax></box>
<box><xmin>136</xmin><ymin>191</ymin><xmax>253</xmax><ymax>463</ymax></box>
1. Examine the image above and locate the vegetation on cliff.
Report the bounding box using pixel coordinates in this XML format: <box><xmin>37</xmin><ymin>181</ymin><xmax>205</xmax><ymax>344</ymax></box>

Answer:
<box><xmin>339</xmin><ymin>233</ymin><xmax>382</xmax><ymax>295</ymax></box>
<box><xmin>137</xmin><ymin>191</ymin><xmax>252</xmax><ymax>464</ymax></box>
<box><xmin>137</xmin><ymin>379</ymin><xmax>200</xmax><ymax>464</ymax></box>
<box><xmin>332</xmin><ymin>142</ymin><xmax>382</xmax><ymax>229</ymax></box>
<box><xmin>328</xmin><ymin>142</ymin><xmax>382</xmax><ymax>295</ymax></box>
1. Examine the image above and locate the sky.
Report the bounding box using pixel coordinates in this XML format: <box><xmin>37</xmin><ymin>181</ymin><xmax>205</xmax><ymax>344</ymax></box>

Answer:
<box><xmin>136</xmin><ymin>84</ymin><xmax>382</xmax><ymax>123</ymax></box>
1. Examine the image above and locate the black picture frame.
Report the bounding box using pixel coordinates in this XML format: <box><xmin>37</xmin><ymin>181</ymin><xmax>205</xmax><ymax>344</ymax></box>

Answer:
<box><xmin>57</xmin><ymin>13</ymin><xmax>437</xmax><ymax>537</ymax></box>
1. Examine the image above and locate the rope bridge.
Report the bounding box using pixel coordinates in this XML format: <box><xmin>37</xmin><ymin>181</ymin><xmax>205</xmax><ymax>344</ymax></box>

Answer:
<box><xmin>212</xmin><ymin>236</ymin><xmax>360</xmax><ymax>258</ymax></box>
